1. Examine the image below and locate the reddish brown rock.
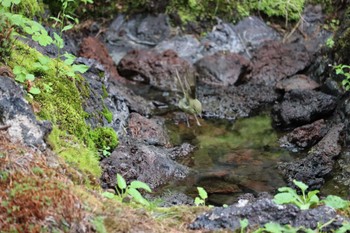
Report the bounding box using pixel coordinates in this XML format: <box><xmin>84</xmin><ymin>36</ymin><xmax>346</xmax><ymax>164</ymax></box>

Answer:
<box><xmin>117</xmin><ymin>49</ymin><xmax>194</xmax><ymax>91</ymax></box>
<box><xmin>248</xmin><ymin>41</ymin><xmax>311</xmax><ymax>85</ymax></box>
<box><xmin>279</xmin><ymin>119</ymin><xmax>327</xmax><ymax>149</ymax></box>
<box><xmin>79</xmin><ymin>37</ymin><xmax>125</xmax><ymax>83</ymax></box>
<box><xmin>195</xmin><ymin>52</ymin><xmax>251</xmax><ymax>86</ymax></box>
<box><xmin>276</xmin><ymin>74</ymin><xmax>320</xmax><ymax>91</ymax></box>
<box><xmin>128</xmin><ymin>112</ymin><xmax>170</xmax><ymax>147</ymax></box>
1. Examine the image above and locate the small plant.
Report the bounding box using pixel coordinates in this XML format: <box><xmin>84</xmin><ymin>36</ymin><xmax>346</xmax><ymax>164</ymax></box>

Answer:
<box><xmin>194</xmin><ymin>187</ymin><xmax>208</xmax><ymax>206</ymax></box>
<box><xmin>102</xmin><ymin>173</ymin><xmax>152</xmax><ymax>206</ymax></box>
<box><xmin>254</xmin><ymin>222</ymin><xmax>300</xmax><ymax>233</ymax></box>
<box><xmin>98</xmin><ymin>146</ymin><xmax>111</xmax><ymax>158</ymax></box>
<box><xmin>240</xmin><ymin>218</ymin><xmax>249</xmax><ymax>233</ymax></box>
<box><xmin>274</xmin><ymin>180</ymin><xmax>319</xmax><ymax>210</ymax></box>
<box><xmin>334</xmin><ymin>64</ymin><xmax>350</xmax><ymax>90</ymax></box>
<box><xmin>326</xmin><ymin>37</ymin><xmax>335</xmax><ymax>48</ymax></box>
<box><xmin>321</xmin><ymin>195</ymin><xmax>349</xmax><ymax>210</ymax></box>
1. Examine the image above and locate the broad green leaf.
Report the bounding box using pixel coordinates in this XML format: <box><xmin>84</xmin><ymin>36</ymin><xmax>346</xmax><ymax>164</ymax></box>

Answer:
<box><xmin>29</xmin><ymin>87</ymin><xmax>40</xmax><ymax>95</ymax></box>
<box><xmin>63</xmin><ymin>53</ymin><xmax>76</xmax><ymax>66</ymax></box>
<box><xmin>128</xmin><ymin>188</ymin><xmax>149</xmax><ymax>206</ymax></box>
<box><xmin>298</xmin><ymin>203</ymin><xmax>311</xmax><ymax>210</ymax></box>
<box><xmin>116</xmin><ymin>174</ymin><xmax>126</xmax><ymax>190</ymax></box>
<box><xmin>274</xmin><ymin>193</ymin><xmax>296</xmax><ymax>205</ymax></box>
<box><xmin>15</xmin><ymin>74</ymin><xmax>26</xmax><ymax>83</ymax></box>
<box><xmin>336</xmin><ymin>222</ymin><xmax>350</xmax><ymax>233</ymax></box>
<box><xmin>101</xmin><ymin>192</ymin><xmax>115</xmax><ymax>199</ymax></box>
<box><xmin>13</xmin><ymin>65</ymin><xmax>26</xmax><ymax>75</ymax></box>
<box><xmin>197</xmin><ymin>187</ymin><xmax>208</xmax><ymax>200</ymax></box>
<box><xmin>323</xmin><ymin>195</ymin><xmax>349</xmax><ymax>210</ymax></box>
<box><xmin>277</xmin><ymin>187</ymin><xmax>296</xmax><ymax>194</ymax></box>
<box><xmin>129</xmin><ymin>181</ymin><xmax>152</xmax><ymax>192</ymax></box>
<box><xmin>25</xmin><ymin>73</ymin><xmax>35</xmax><ymax>81</ymax></box>
<box><xmin>194</xmin><ymin>197</ymin><xmax>204</xmax><ymax>206</ymax></box>
<box><xmin>240</xmin><ymin>218</ymin><xmax>249</xmax><ymax>229</ymax></box>
<box><xmin>2</xmin><ymin>0</ymin><xmax>20</xmax><ymax>7</ymax></box>
<box><xmin>293</xmin><ymin>180</ymin><xmax>308</xmax><ymax>192</ymax></box>
<box><xmin>72</xmin><ymin>64</ymin><xmax>89</xmax><ymax>74</ymax></box>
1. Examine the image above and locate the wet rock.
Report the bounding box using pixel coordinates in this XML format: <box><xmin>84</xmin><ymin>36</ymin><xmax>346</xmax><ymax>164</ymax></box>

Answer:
<box><xmin>279</xmin><ymin>123</ymin><xmax>344</xmax><ymax>190</ymax></box>
<box><xmin>248</xmin><ymin>42</ymin><xmax>311</xmax><ymax>85</ymax></box>
<box><xmin>0</xmin><ymin>76</ymin><xmax>51</xmax><ymax>150</ymax></box>
<box><xmin>127</xmin><ymin>112</ymin><xmax>170</xmax><ymax>146</ymax></box>
<box><xmin>106</xmin><ymin>14</ymin><xmax>170</xmax><ymax>64</ymax></box>
<box><xmin>168</xmin><ymin>142</ymin><xmax>195</xmax><ymax>160</ymax></box>
<box><xmin>195</xmin><ymin>52</ymin><xmax>251</xmax><ymax>87</ymax></box>
<box><xmin>232</xmin><ymin>16</ymin><xmax>281</xmax><ymax>57</ymax></box>
<box><xmin>200</xmin><ymin>22</ymin><xmax>244</xmax><ymax>56</ymax></box>
<box><xmin>76</xmin><ymin>58</ymin><xmax>153</xmax><ymax>136</ymax></box>
<box><xmin>276</xmin><ymin>74</ymin><xmax>320</xmax><ymax>91</ymax></box>
<box><xmin>272</xmin><ymin>89</ymin><xmax>337</xmax><ymax>128</ymax></box>
<box><xmin>100</xmin><ymin>142</ymin><xmax>190</xmax><ymax>189</ymax></box>
<box><xmin>189</xmin><ymin>197</ymin><xmax>347</xmax><ymax>231</ymax></box>
<box><xmin>197</xmin><ymin>83</ymin><xmax>278</xmax><ymax>120</ymax></box>
<box><xmin>155</xmin><ymin>35</ymin><xmax>202</xmax><ymax>63</ymax></box>
<box><xmin>117</xmin><ymin>49</ymin><xmax>194</xmax><ymax>91</ymax></box>
<box><xmin>279</xmin><ymin>119</ymin><xmax>328</xmax><ymax>149</ymax></box>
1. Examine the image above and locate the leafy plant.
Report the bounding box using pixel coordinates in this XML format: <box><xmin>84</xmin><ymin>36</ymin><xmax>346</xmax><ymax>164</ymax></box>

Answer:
<box><xmin>102</xmin><ymin>174</ymin><xmax>152</xmax><ymax>206</ymax></box>
<box><xmin>98</xmin><ymin>146</ymin><xmax>111</xmax><ymax>158</ymax></box>
<box><xmin>253</xmin><ymin>222</ymin><xmax>300</xmax><ymax>233</ymax></box>
<box><xmin>240</xmin><ymin>218</ymin><xmax>249</xmax><ymax>233</ymax></box>
<box><xmin>322</xmin><ymin>195</ymin><xmax>349</xmax><ymax>210</ymax></box>
<box><xmin>334</xmin><ymin>64</ymin><xmax>350</xmax><ymax>91</ymax></box>
<box><xmin>274</xmin><ymin>180</ymin><xmax>319</xmax><ymax>210</ymax></box>
<box><xmin>326</xmin><ymin>37</ymin><xmax>335</xmax><ymax>48</ymax></box>
<box><xmin>194</xmin><ymin>187</ymin><xmax>208</xmax><ymax>206</ymax></box>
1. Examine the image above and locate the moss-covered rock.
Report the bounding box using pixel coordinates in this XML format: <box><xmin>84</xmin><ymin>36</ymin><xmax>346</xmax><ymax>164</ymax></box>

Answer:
<box><xmin>90</xmin><ymin>126</ymin><xmax>118</xmax><ymax>151</ymax></box>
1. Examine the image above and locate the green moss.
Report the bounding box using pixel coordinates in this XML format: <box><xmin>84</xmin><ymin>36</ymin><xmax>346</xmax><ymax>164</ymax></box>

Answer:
<box><xmin>14</xmin><ymin>0</ymin><xmax>44</xmax><ymax>18</ymax></box>
<box><xmin>90</xmin><ymin>127</ymin><xmax>118</xmax><ymax>151</ymax></box>
<box><xmin>102</xmin><ymin>85</ymin><xmax>108</xmax><ymax>99</ymax></box>
<box><xmin>48</xmin><ymin>126</ymin><xmax>102</xmax><ymax>178</ymax></box>
<box><xmin>102</xmin><ymin>107</ymin><xmax>113</xmax><ymax>123</ymax></box>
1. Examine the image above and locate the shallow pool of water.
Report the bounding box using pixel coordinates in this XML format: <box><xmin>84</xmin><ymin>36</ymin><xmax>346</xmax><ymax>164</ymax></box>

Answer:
<box><xmin>164</xmin><ymin>114</ymin><xmax>295</xmax><ymax>205</ymax></box>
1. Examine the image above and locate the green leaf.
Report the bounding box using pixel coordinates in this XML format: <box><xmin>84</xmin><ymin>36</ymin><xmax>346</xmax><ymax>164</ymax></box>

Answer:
<box><xmin>15</xmin><ymin>74</ymin><xmax>26</xmax><ymax>83</ymax></box>
<box><xmin>197</xmin><ymin>187</ymin><xmax>208</xmax><ymax>200</ymax></box>
<box><xmin>293</xmin><ymin>180</ymin><xmax>308</xmax><ymax>192</ymax></box>
<box><xmin>127</xmin><ymin>188</ymin><xmax>149</xmax><ymax>206</ymax></box>
<box><xmin>28</xmin><ymin>87</ymin><xmax>41</xmax><ymax>95</ymax></box>
<box><xmin>2</xmin><ymin>0</ymin><xmax>20</xmax><ymax>7</ymax></box>
<box><xmin>323</xmin><ymin>195</ymin><xmax>349</xmax><ymax>210</ymax></box>
<box><xmin>116</xmin><ymin>174</ymin><xmax>127</xmax><ymax>190</ymax></box>
<box><xmin>274</xmin><ymin>193</ymin><xmax>296</xmax><ymax>205</ymax></box>
<box><xmin>71</xmin><ymin>64</ymin><xmax>89</xmax><ymax>74</ymax></box>
<box><xmin>101</xmin><ymin>192</ymin><xmax>115</xmax><ymax>199</ymax></box>
<box><xmin>129</xmin><ymin>181</ymin><xmax>152</xmax><ymax>192</ymax></box>
<box><xmin>53</xmin><ymin>33</ymin><xmax>64</xmax><ymax>49</ymax></box>
<box><xmin>194</xmin><ymin>197</ymin><xmax>204</xmax><ymax>206</ymax></box>
<box><xmin>63</xmin><ymin>53</ymin><xmax>76</xmax><ymax>66</ymax></box>
<box><xmin>62</xmin><ymin>24</ymin><xmax>74</xmax><ymax>32</ymax></box>
<box><xmin>240</xmin><ymin>218</ymin><xmax>249</xmax><ymax>230</ymax></box>
<box><xmin>25</xmin><ymin>73</ymin><xmax>35</xmax><ymax>81</ymax></box>
<box><xmin>336</xmin><ymin>222</ymin><xmax>350</xmax><ymax>233</ymax></box>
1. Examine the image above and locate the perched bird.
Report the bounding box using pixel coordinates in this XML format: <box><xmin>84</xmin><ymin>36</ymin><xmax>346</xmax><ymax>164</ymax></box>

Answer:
<box><xmin>175</xmin><ymin>69</ymin><xmax>202</xmax><ymax>127</ymax></box>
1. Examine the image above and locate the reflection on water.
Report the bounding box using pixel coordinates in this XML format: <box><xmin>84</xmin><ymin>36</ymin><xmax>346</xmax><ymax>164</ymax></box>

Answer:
<box><xmin>165</xmin><ymin>114</ymin><xmax>294</xmax><ymax>205</ymax></box>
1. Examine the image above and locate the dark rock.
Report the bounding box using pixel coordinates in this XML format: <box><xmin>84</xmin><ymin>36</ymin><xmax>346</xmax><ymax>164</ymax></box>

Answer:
<box><xmin>117</xmin><ymin>49</ymin><xmax>194</xmax><ymax>91</ymax></box>
<box><xmin>100</xmin><ymin>142</ymin><xmax>190</xmax><ymax>189</ymax></box>
<box><xmin>279</xmin><ymin>123</ymin><xmax>344</xmax><ymax>190</ymax></box>
<box><xmin>106</xmin><ymin>14</ymin><xmax>170</xmax><ymax>64</ymax></box>
<box><xmin>151</xmin><ymin>192</ymin><xmax>194</xmax><ymax>207</ymax></box>
<box><xmin>232</xmin><ymin>16</ymin><xmax>281</xmax><ymax>57</ymax></box>
<box><xmin>200</xmin><ymin>22</ymin><xmax>244</xmax><ymax>56</ymax></box>
<box><xmin>276</xmin><ymin>74</ymin><xmax>320</xmax><ymax>91</ymax></box>
<box><xmin>195</xmin><ymin>52</ymin><xmax>251</xmax><ymax>86</ymax></box>
<box><xmin>272</xmin><ymin>89</ymin><xmax>337</xmax><ymax>128</ymax></box>
<box><xmin>0</xmin><ymin>76</ymin><xmax>51</xmax><ymax>150</ymax></box>
<box><xmin>197</xmin><ymin>83</ymin><xmax>278</xmax><ymax>120</ymax></box>
<box><xmin>279</xmin><ymin>119</ymin><xmax>328</xmax><ymax>149</ymax></box>
<box><xmin>155</xmin><ymin>35</ymin><xmax>202</xmax><ymax>63</ymax></box>
<box><xmin>167</xmin><ymin>142</ymin><xmax>195</xmax><ymax>160</ymax></box>
<box><xmin>127</xmin><ymin>112</ymin><xmax>170</xmax><ymax>146</ymax></box>
<box><xmin>77</xmin><ymin>58</ymin><xmax>153</xmax><ymax>136</ymax></box>
<box><xmin>248</xmin><ymin>42</ymin><xmax>311</xmax><ymax>85</ymax></box>
<box><xmin>189</xmin><ymin>197</ymin><xmax>347</xmax><ymax>231</ymax></box>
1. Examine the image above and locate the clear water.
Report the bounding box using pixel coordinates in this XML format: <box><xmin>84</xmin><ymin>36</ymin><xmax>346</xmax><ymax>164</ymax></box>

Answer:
<box><xmin>165</xmin><ymin>114</ymin><xmax>294</xmax><ymax>205</ymax></box>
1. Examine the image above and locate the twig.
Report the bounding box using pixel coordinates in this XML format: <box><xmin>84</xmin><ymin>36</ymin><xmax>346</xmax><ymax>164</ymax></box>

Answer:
<box><xmin>0</xmin><ymin>124</ymin><xmax>11</xmax><ymax>130</ymax></box>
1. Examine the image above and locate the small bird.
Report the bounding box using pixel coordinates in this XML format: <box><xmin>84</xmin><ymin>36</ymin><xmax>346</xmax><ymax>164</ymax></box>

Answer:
<box><xmin>175</xmin><ymin>69</ymin><xmax>202</xmax><ymax>127</ymax></box>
